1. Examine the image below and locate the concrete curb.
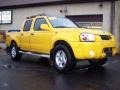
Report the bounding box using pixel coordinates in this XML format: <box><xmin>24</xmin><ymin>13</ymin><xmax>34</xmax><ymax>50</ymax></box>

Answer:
<box><xmin>0</xmin><ymin>43</ymin><xmax>6</xmax><ymax>49</ymax></box>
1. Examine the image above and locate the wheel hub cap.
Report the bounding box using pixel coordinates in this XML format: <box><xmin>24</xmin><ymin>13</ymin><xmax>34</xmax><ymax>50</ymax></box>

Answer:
<box><xmin>55</xmin><ymin>50</ymin><xmax>67</xmax><ymax>68</ymax></box>
<box><xmin>11</xmin><ymin>47</ymin><xmax>16</xmax><ymax>58</ymax></box>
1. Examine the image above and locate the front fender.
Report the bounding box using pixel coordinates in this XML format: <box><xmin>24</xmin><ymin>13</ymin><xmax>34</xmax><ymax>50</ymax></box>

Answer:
<box><xmin>51</xmin><ymin>32</ymin><xmax>79</xmax><ymax>49</ymax></box>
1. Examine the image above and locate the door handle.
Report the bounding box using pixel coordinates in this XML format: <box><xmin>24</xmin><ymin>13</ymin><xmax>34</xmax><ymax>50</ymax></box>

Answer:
<box><xmin>21</xmin><ymin>34</ymin><xmax>24</xmax><ymax>36</ymax></box>
<box><xmin>31</xmin><ymin>33</ymin><xmax>34</xmax><ymax>35</ymax></box>
<box><xmin>6</xmin><ymin>35</ymin><xmax>10</xmax><ymax>37</ymax></box>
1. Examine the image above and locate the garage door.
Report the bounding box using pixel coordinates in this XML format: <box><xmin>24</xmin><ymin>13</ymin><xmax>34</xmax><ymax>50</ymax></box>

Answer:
<box><xmin>66</xmin><ymin>14</ymin><xmax>103</xmax><ymax>29</ymax></box>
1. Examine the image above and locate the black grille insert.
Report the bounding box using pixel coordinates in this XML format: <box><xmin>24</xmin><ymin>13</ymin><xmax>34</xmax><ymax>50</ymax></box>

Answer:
<box><xmin>100</xmin><ymin>35</ymin><xmax>111</xmax><ymax>40</ymax></box>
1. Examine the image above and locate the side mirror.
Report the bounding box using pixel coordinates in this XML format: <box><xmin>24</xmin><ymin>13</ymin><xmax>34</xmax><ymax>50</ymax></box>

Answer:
<box><xmin>41</xmin><ymin>24</ymin><xmax>50</xmax><ymax>31</ymax></box>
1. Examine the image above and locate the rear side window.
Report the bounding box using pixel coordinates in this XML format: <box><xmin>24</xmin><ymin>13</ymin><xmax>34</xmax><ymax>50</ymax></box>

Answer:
<box><xmin>23</xmin><ymin>20</ymin><xmax>32</xmax><ymax>31</ymax></box>
<box><xmin>34</xmin><ymin>18</ymin><xmax>47</xmax><ymax>31</ymax></box>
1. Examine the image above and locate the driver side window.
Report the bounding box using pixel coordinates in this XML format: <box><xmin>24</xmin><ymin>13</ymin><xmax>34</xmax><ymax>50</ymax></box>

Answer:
<box><xmin>34</xmin><ymin>18</ymin><xmax>47</xmax><ymax>31</ymax></box>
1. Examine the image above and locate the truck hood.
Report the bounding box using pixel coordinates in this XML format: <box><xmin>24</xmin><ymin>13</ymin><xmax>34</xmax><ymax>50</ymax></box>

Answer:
<box><xmin>53</xmin><ymin>28</ymin><xmax>112</xmax><ymax>35</ymax></box>
<box><xmin>53</xmin><ymin>28</ymin><xmax>112</xmax><ymax>42</ymax></box>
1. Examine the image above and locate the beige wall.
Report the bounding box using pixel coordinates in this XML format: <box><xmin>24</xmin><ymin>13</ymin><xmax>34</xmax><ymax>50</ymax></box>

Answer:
<box><xmin>0</xmin><ymin>2</ymin><xmax>111</xmax><ymax>32</ymax></box>
<box><xmin>115</xmin><ymin>1</ymin><xmax>120</xmax><ymax>53</ymax></box>
<box><xmin>67</xmin><ymin>2</ymin><xmax>111</xmax><ymax>32</ymax></box>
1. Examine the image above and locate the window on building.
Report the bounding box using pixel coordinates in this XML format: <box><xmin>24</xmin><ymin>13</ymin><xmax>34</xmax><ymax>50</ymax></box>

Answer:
<box><xmin>34</xmin><ymin>18</ymin><xmax>47</xmax><ymax>31</ymax></box>
<box><xmin>0</xmin><ymin>10</ymin><xmax>12</xmax><ymax>24</ymax></box>
<box><xmin>23</xmin><ymin>20</ymin><xmax>32</xmax><ymax>31</ymax></box>
<box><xmin>66</xmin><ymin>14</ymin><xmax>103</xmax><ymax>29</ymax></box>
<box><xmin>0</xmin><ymin>12</ymin><xmax>1</xmax><ymax>24</ymax></box>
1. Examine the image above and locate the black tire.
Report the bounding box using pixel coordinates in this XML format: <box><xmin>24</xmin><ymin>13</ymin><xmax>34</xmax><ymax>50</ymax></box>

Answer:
<box><xmin>89</xmin><ymin>58</ymin><xmax>107</xmax><ymax>66</ymax></box>
<box><xmin>53</xmin><ymin>44</ymin><xmax>76</xmax><ymax>73</ymax></box>
<box><xmin>10</xmin><ymin>43</ymin><xmax>22</xmax><ymax>61</ymax></box>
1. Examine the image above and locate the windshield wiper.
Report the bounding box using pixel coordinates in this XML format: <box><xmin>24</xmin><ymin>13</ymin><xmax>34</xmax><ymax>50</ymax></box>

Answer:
<box><xmin>54</xmin><ymin>26</ymin><xmax>68</xmax><ymax>28</ymax></box>
<box><xmin>54</xmin><ymin>26</ymin><xmax>74</xmax><ymax>28</ymax></box>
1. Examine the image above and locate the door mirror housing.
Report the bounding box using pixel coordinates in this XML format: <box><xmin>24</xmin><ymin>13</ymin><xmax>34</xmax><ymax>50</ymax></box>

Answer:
<box><xmin>41</xmin><ymin>24</ymin><xmax>50</xmax><ymax>31</ymax></box>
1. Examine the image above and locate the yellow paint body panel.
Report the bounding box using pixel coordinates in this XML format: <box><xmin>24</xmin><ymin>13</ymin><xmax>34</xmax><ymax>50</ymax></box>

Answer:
<box><xmin>6</xmin><ymin>16</ymin><xmax>117</xmax><ymax>61</ymax></box>
<box><xmin>69</xmin><ymin>41</ymin><xmax>117</xmax><ymax>59</ymax></box>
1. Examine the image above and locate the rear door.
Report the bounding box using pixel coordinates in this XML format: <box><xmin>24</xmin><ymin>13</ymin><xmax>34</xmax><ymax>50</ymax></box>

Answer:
<box><xmin>20</xmin><ymin>19</ymin><xmax>32</xmax><ymax>50</ymax></box>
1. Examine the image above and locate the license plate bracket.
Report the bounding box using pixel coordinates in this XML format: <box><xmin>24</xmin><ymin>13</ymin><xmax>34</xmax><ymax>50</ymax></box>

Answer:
<box><xmin>106</xmin><ymin>51</ymin><xmax>112</xmax><ymax>57</ymax></box>
<box><xmin>105</xmin><ymin>48</ymin><xmax>112</xmax><ymax>57</ymax></box>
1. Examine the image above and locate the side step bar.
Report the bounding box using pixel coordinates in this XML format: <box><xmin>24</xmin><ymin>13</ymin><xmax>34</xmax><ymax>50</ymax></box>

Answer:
<box><xmin>19</xmin><ymin>51</ymin><xmax>50</xmax><ymax>58</ymax></box>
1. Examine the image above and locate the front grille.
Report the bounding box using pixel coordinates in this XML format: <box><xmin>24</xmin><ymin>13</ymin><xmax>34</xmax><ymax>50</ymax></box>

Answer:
<box><xmin>104</xmin><ymin>48</ymin><xmax>112</xmax><ymax>53</ymax></box>
<box><xmin>100</xmin><ymin>35</ymin><xmax>111</xmax><ymax>40</ymax></box>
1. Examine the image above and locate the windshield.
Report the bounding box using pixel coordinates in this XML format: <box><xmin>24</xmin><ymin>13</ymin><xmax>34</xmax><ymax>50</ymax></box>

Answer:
<box><xmin>48</xmin><ymin>17</ymin><xmax>77</xmax><ymax>28</ymax></box>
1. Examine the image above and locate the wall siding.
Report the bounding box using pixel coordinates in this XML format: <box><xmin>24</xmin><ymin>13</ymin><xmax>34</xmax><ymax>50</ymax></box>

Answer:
<box><xmin>0</xmin><ymin>2</ymin><xmax>111</xmax><ymax>32</ymax></box>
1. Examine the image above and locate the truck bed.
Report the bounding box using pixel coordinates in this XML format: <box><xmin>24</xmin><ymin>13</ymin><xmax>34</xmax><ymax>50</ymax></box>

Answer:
<box><xmin>6</xmin><ymin>30</ymin><xmax>20</xmax><ymax>48</ymax></box>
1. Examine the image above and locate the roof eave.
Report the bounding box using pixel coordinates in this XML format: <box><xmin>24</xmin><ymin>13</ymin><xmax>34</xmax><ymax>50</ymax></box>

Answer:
<box><xmin>0</xmin><ymin>0</ymin><xmax>117</xmax><ymax>9</ymax></box>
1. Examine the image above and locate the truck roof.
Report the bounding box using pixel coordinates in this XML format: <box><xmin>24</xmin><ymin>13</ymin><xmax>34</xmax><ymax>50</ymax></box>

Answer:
<box><xmin>26</xmin><ymin>13</ymin><xmax>65</xmax><ymax>19</ymax></box>
<box><xmin>26</xmin><ymin>13</ymin><xmax>48</xmax><ymax>19</ymax></box>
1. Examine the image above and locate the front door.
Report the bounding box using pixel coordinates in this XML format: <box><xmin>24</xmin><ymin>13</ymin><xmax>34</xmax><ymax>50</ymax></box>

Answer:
<box><xmin>30</xmin><ymin>18</ymin><xmax>53</xmax><ymax>54</ymax></box>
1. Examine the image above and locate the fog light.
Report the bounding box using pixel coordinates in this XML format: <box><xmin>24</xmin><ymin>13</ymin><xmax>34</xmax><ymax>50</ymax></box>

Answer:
<box><xmin>89</xmin><ymin>51</ymin><xmax>95</xmax><ymax>57</ymax></box>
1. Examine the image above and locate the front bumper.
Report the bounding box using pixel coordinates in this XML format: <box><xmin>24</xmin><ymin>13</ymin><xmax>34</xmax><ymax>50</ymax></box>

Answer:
<box><xmin>69</xmin><ymin>41</ymin><xmax>117</xmax><ymax>60</ymax></box>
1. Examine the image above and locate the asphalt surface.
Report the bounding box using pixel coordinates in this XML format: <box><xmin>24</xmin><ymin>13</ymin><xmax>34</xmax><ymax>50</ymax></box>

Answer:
<box><xmin>0</xmin><ymin>49</ymin><xmax>120</xmax><ymax>90</ymax></box>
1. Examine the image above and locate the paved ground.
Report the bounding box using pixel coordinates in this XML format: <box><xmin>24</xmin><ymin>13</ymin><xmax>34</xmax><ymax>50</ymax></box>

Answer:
<box><xmin>0</xmin><ymin>49</ymin><xmax>120</xmax><ymax>90</ymax></box>
<box><xmin>0</xmin><ymin>43</ymin><xmax>6</xmax><ymax>49</ymax></box>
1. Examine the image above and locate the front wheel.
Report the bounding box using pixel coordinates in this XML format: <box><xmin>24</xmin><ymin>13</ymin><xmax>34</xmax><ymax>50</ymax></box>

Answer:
<box><xmin>53</xmin><ymin>44</ymin><xmax>76</xmax><ymax>73</ymax></box>
<box><xmin>89</xmin><ymin>58</ymin><xmax>107</xmax><ymax>66</ymax></box>
<box><xmin>10</xmin><ymin>43</ymin><xmax>22</xmax><ymax>61</ymax></box>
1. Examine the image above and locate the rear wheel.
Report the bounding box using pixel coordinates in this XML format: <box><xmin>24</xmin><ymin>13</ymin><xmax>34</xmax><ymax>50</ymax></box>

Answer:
<box><xmin>53</xmin><ymin>44</ymin><xmax>76</xmax><ymax>73</ymax></box>
<box><xmin>89</xmin><ymin>58</ymin><xmax>107</xmax><ymax>66</ymax></box>
<box><xmin>10</xmin><ymin>43</ymin><xmax>22</xmax><ymax>61</ymax></box>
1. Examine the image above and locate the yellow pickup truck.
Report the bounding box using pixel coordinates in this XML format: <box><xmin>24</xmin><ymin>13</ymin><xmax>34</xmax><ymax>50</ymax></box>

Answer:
<box><xmin>6</xmin><ymin>14</ymin><xmax>117</xmax><ymax>72</ymax></box>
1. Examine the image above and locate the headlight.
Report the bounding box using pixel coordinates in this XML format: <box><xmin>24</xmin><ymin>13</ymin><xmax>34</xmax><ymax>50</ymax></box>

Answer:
<box><xmin>80</xmin><ymin>33</ymin><xmax>95</xmax><ymax>42</ymax></box>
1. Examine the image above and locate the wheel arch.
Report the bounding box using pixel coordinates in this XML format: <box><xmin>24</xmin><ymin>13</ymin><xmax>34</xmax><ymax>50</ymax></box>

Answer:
<box><xmin>10</xmin><ymin>40</ymin><xmax>19</xmax><ymax>48</ymax></box>
<box><xmin>50</xmin><ymin>40</ymin><xmax>75</xmax><ymax>60</ymax></box>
